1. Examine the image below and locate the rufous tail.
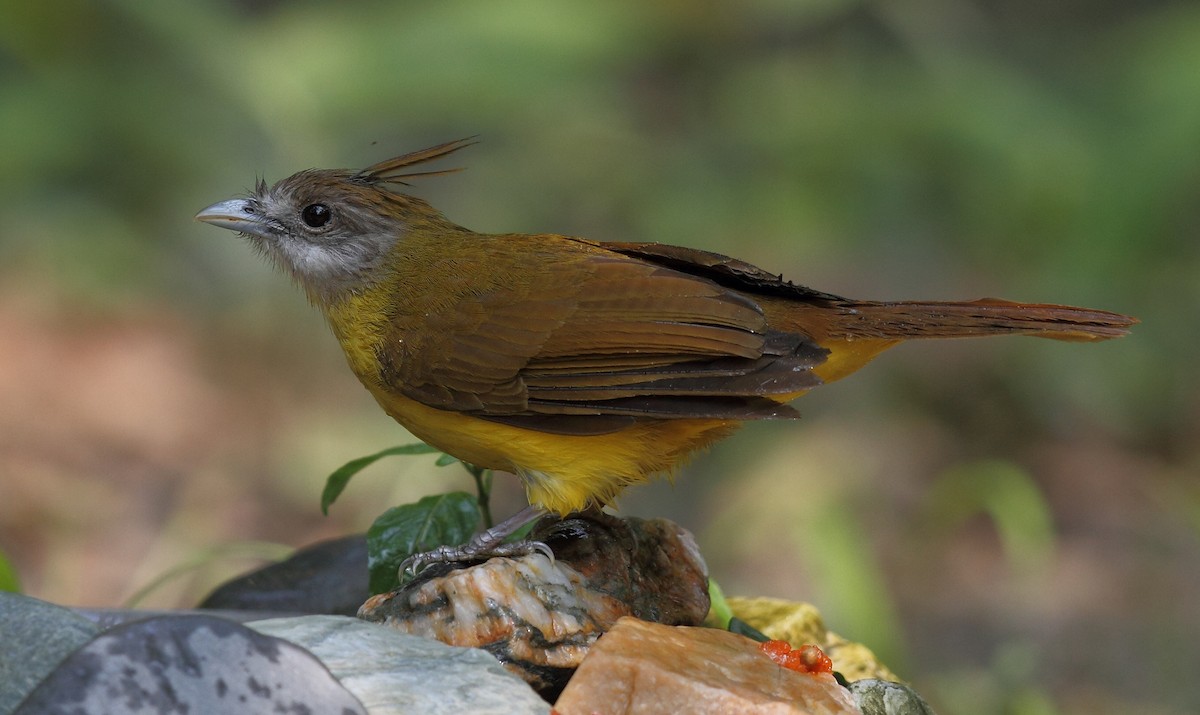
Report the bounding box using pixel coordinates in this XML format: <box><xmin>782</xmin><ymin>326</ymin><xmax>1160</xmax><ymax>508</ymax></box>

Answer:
<box><xmin>815</xmin><ymin>297</ymin><xmax>1137</xmax><ymax>343</ymax></box>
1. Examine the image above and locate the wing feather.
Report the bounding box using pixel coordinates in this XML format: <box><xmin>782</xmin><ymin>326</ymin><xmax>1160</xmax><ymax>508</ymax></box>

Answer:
<box><xmin>380</xmin><ymin>235</ymin><xmax>827</xmax><ymax>431</ymax></box>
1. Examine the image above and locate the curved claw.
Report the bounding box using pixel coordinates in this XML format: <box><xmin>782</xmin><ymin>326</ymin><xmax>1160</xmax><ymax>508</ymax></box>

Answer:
<box><xmin>531</xmin><ymin>540</ymin><xmax>555</xmax><ymax>565</ymax></box>
<box><xmin>398</xmin><ymin>553</ymin><xmax>424</xmax><ymax>578</ymax></box>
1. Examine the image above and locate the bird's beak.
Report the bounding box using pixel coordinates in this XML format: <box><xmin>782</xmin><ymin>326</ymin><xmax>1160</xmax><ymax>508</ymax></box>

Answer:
<box><xmin>195</xmin><ymin>198</ymin><xmax>271</xmax><ymax>238</ymax></box>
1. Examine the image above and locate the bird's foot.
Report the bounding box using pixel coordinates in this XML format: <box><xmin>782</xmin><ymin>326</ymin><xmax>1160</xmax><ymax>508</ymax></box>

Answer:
<box><xmin>399</xmin><ymin>504</ymin><xmax>550</xmax><ymax>578</ymax></box>
<box><xmin>400</xmin><ymin>538</ymin><xmax>554</xmax><ymax>577</ymax></box>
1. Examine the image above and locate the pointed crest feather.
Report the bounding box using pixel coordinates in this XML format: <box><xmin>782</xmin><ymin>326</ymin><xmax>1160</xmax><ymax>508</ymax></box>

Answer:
<box><xmin>356</xmin><ymin>137</ymin><xmax>478</xmax><ymax>186</ymax></box>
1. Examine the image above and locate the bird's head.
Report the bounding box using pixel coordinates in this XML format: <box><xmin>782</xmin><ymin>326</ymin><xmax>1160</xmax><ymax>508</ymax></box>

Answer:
<box><xmin>196</xmin><ymin>138</ymin><xmax>473</xmax><ymax>305</ymax></box>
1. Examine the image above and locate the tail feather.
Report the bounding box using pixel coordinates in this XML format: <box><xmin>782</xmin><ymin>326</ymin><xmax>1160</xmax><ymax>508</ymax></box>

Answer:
<box><xmin>823</xmin><ymin>297</ymin><xmax>1137</xmax><ymax>342</ymax></box>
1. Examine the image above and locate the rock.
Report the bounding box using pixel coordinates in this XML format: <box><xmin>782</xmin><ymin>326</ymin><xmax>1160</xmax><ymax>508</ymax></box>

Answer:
<box><xmin>363</xmin><ymin>552</ymin><xmax>601</xmax><ymax>694</ymax></box>
<box><xmin>199</xmin><ymin>534</ymin><xmax>369</xmax><ymax>616</ymax></box>
<box><xmin>0</xmin><ymin>592</ymin><xmax>100</xmax><ymax>714</ymax></box>
<box><xmin>360</xmin><ymin>512</ymin><xmax>709</xmax><ymax>695</ymax></box>
<box><xmin>13</xmin><ymin>614</ymin><xmax>366</xmax><ymax>715</ymax></box>
<box><xmin>554</xmin><ymin>616</ymin><xmax>862</xmax><ymax>714</ymax></box>
<box><xmin>71</xmin><ymin>607</ymin><xmax>302</xmax><ymax>628</ymax></box>
<box><xmin>541</xmin><ymin>513</ymin><xmax>711</xmax><ymax>626</ymax></box>
<box><xmin>846</xmin><ymin>680</ymin><xmax>936</xmax><ymax>715</ymax></box>
<box><xmin>250</xmin><ymin>614</ymin><xmax>550</xmax><ymax>715</ymax></box>
<box><xmin>726</xmin><ymin>596</ymin><xmax>898</xmax><ymax>683</ymax></box>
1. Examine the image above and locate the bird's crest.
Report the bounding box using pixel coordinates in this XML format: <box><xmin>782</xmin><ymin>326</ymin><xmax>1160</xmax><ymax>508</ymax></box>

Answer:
<box><xmin>356</xmin><ymin>137</ymin><xmax>477</xmax><ymax>186</ymax></box>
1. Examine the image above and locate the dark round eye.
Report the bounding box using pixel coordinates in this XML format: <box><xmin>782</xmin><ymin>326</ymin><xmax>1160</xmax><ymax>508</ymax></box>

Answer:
<box><xmin>301</xmin><ymin>203</ymin><xmax>331</xmax><ymax>228</ymax></box>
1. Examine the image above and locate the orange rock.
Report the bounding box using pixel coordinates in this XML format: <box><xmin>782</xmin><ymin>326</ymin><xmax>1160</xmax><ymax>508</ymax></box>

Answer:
<box><xmin>554</xmin><ymin>617</ymin><xmax>862</xmax><ymax>715</ymax></box>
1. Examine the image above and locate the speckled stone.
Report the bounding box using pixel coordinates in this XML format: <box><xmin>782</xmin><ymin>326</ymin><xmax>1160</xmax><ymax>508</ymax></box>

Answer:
<box><xmin>13</xmin><ymin>614</ymin><xmax>365</xmax><ymax>715</ymax></box>
<box><xmin>846</xmin><ymin>680</ymin><xmax>936</xmax><ymax>715</ymax></box>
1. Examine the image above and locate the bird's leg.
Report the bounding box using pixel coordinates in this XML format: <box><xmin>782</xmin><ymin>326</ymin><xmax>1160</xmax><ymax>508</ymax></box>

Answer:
<box><xmin>400</xmin><ymin>503</ymin><xmax>551</xmax><ymax>577</ymax></box>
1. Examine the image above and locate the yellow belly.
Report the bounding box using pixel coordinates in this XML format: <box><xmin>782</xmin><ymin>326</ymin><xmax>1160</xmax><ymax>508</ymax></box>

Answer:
<box><xmin>366</xmin><ymin>385</ymin><xmax>737</xmax><ymax>515</ymax></box>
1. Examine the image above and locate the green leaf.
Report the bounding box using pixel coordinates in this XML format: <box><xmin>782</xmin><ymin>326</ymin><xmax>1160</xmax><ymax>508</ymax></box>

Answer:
<box><xmin>434</xmin><ymin>452</ymin><xmax>459</xmax><ymax>467</ymax></box>
<box><xmin>706</xmin><ymin>578</ymin><xmax>733</xmax><ymax>628</ymax></box>
<box><xmin>0</xmin><ymin>549</ymin><xmax>20</xmax><ymax>593</ymax></box>
<box><xmin>703</xmin><ymin>579</ymin><xmax>768</xmax><ymax>640</ymax></box>
<box><xmin>366</xmin><ymin>492</ymin><xmax>481</xmax><ymax>594</ymax></box>
<box><xmin>321</xmin><ymin>443</ymin><xmax>441</xmax><ymax>514</ymax></box>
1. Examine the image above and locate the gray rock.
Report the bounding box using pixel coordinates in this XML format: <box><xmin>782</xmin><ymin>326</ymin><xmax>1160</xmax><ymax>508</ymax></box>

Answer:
<box><xmin>0</xmin><ymin>592</ymin><xmax>100</xmax><ymax>714</ymax></box>
<box><xmin>200</xmin><ymin>535</ymin><xmax>369</xmax><ymax>616</ymax></box>
<box><xmin>13</xmin><ymin>614</ymin><xmax>365</xmax><ymax>715</ymax></box>
<box><xmin>72</xmin><ymin>607</ymin><xmax>306</xmax><ymax>629</ymax></box>
<box><xmin>848</xmin><ymin>678</ymin><xmax>938</xmax><ymax>715</ymax></box>
<box><xmin>250</xmin><ymin>615</ymin><xmax>550</xmax><ymax>715</ymax></box>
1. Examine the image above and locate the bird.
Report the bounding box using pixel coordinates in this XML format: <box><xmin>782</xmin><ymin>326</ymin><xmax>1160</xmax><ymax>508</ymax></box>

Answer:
<box><xmin>196</xmin><ymin>137</ymin><xmax>1136</xmax><ymax>565</ymax></box>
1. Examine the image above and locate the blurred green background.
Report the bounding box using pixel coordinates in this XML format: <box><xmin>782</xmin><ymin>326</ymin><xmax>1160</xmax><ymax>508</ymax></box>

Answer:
<box><xmin>1</xmin><ymin>1</ymin><xmax>1196</xmax><ymax>712</ymax></box>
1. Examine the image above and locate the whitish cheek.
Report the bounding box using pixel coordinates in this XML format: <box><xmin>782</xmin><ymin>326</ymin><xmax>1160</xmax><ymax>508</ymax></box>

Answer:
<box><xmin>282</xmin><ymin>242</ymin><xmax>358</xmax><ymax>283</ymax></box>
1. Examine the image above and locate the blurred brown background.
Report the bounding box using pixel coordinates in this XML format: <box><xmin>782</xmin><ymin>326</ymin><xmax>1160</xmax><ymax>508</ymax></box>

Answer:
<box><xmin>0</xmin><ymin>1</ymin><xmax>1196</xmax><ymax>713</ymax></box>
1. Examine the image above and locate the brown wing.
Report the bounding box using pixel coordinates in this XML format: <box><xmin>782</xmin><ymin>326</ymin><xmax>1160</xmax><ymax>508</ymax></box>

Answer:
<box><xmin>377</xmin><ymin>236</ymin><xmax>827</xmax><ymax>434</ymax></box>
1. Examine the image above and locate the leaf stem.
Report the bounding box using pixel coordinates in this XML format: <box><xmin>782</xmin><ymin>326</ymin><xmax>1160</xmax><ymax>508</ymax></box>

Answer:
<box><xmin>466</xmin><ymin>463</ymin><xmax>494</xmax><ymax>528</ymax></box>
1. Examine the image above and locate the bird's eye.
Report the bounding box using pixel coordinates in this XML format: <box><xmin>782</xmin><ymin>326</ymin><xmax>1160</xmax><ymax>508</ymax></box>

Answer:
<box><xmin>301</xmin><ymin>203</ymin><xmax>331</xmax><ymax>228</ymax></box>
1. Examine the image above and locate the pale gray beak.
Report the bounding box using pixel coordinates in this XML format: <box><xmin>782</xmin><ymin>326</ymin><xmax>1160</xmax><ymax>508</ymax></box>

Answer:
<box><xmin>195</xmin><ymin>198</ymin><xmax>271</xmax><ymax>238</ymax></box>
